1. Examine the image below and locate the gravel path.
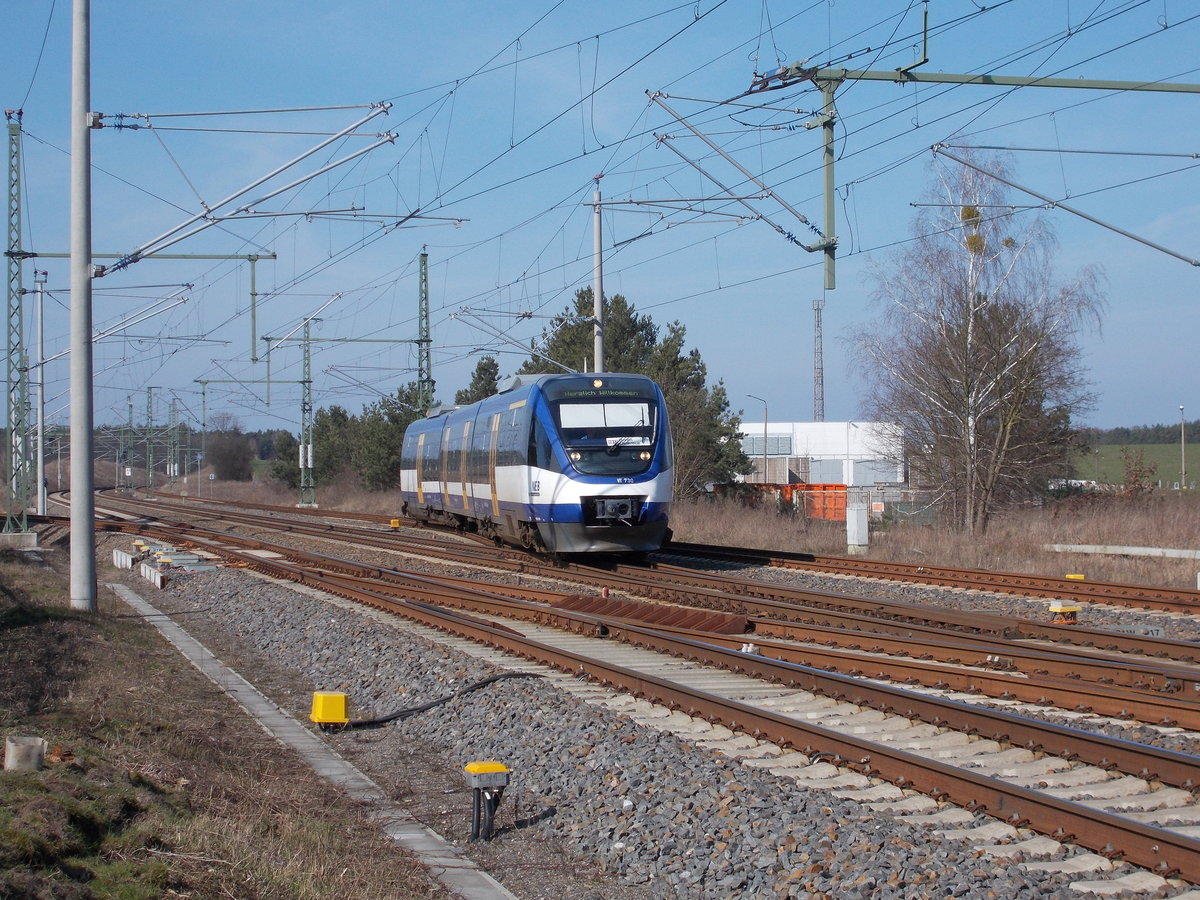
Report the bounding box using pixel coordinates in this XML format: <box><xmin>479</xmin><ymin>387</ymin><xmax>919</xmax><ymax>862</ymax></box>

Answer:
<box><xmin>124</xmin><ymin>544</ymin><xmax>1200</xmax><ymax>900</ymax></box>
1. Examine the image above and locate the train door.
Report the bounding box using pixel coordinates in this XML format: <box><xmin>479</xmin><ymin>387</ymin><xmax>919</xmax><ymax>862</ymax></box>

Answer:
<box><xmin>459</xmin><ymin>420</ymin><xmax>472</xmax><ymax>512</ymax></box>
<box><xmin>415</xmin><ymin>432</ymin><xmax>426</xmax><ymax>504</ymax></box>
<box><xmin>439</xmin><ymin>425</ymin><xmax>452</xmax><ymax>509</ymax></box>
<box><xmin>488</xmin><ymin>412</ymin><xmax>501</xmax><ymax>517</ymax></box>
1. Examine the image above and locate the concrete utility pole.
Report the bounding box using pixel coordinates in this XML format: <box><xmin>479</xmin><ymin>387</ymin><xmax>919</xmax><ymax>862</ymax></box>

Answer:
<box><xmin>745</xmin><ymin>51</ymin><xmax>1200</xmax><ymax>289</ymax></box>
<box><xmin>592</xmin><ymin>176</ymin><xmax>604</xmax><ymax>373</ymax></box>
<box><xmin>812</xmin><ymin>298</ymin><xmax>825</xmax><ymax>422</ymax></box>
<box><xmin>580</xmin><ymin>187</ymin><xmax>758</xmax><ymax>376</ymax></box>
<box><xmin>53</xmin><ymin>99</ymin><xmax>386</xmax><ymax>603</ymax></box>
<box><xmin>69</xmin><ymin>0</ymin><xmax>96</xmax><ymax>611</ymax></box>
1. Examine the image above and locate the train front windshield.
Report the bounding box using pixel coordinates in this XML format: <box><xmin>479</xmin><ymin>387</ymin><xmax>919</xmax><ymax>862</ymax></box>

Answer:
<box><xmin>552</xmin><ymin>396</ymin><xmax>659</xmax><ymax>476</ymax></box>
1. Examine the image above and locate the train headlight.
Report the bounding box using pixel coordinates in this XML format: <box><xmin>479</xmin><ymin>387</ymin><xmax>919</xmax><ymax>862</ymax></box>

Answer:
<box><xmin>638</xmin><ymin>450</ymin><xmax>651</xmax><ymax>461</ymax></box>
<box><xmin>569</xmin><ymin>450</ymin><xmax>582</xmax><ymax>462</ymax></box>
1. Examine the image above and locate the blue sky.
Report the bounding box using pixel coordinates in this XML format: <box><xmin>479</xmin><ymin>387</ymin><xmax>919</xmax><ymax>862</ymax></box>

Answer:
<box><xmin>5</xmin><ymin>0</ymin><xmax>1199</xmax><ymax>437</ymax></box>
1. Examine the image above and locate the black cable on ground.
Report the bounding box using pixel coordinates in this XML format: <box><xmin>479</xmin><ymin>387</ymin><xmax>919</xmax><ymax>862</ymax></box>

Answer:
<box><xmin>344</xmin><ymin>671</ymin><xmax>543</xmax><ymax>730</ymax></box>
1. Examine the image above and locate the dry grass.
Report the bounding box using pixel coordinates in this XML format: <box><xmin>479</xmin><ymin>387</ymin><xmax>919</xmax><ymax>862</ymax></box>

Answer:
<box><xmin>670</xmin><ymin>496</ymin><xmax>852</xmax><ymax>555</ymax></box>
<box><xmin>203</xmin><ymin>471</ymin><xmax>405</xmax><ymax>517</ymax></box>
<box><xmin>672</xmin><ymin>493</ymin><xmax>1200</xmax><ymax>590</ymax></box>
<box><xmin>207</xmin><ymin>472</ymin><xmax>1200</xmax><ymax>589</ymax></box>
<box><xmin>0</xmin><ymin>543</ymin><xmax>447</xmax><ymax>900</ymax></box>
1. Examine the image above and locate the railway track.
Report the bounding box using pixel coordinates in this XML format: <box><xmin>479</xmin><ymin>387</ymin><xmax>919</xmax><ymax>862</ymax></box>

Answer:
<box><xmin>661</xmin><ymin>541</ymin><xmax>1200</xmax><ymax>613</ymax></box>
<box><xmin>60</xmin><ymin>494</ymin><xmax>1200</xmax><ymax>718</ymax></box>
<box><xmin>68</xmin><ymin>493</ymin><xmax>1200</xmax><ymax>670</ymax></box>
<box><xmin>114</xmin><ymin>489</ymin><xmax>1200</xmax><ymax>611</ymax></box>
<box><xmin>68</xmin><ymin>495</ymin><xmax>1200</xmax><ymax>887</ymax></box>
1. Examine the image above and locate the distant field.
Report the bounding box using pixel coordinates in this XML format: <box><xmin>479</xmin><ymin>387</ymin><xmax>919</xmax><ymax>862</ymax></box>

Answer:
<box><xmin>1073</xmin><ymin>443</ymin><xmax>1194</xmax><ymax>488</ymax></box>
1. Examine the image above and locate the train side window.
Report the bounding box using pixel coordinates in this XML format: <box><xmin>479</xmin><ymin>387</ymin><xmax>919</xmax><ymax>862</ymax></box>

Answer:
<box><xmin>497</xmin><ymin>408</ymin><xmax>523</xmax><ymax>467</ymax></box>
<box><xmin>530</xmin><ymin>416</ymin><xmax>559</xmax><ymax>472</ymax></box>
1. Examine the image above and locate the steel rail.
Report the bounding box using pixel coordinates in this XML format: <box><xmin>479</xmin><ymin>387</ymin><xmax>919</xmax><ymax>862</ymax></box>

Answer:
<box><xmin>301</xmin><ymin>551</ymin><xmax>1200</xmax><ymax>728</ymax></box>
<box><xmin>78</xmin><ymin>502</ymin><xmax>1200</xmax><ymax>693</ymax></box>
<box><xmin>664</xmin><ymin>541</ymin><xmax>1200</xmax><ymax>611</ymax></box>
<box><xmin>70</xmin><ymin>501</ymin><xmax>1200</xmax><ymax>698</ymax></box>
<box><xmin>137</xmin><ymin>490</ymin><xmax>397</xmax><ymax>524</ymax></box>
<box><xmin>750</xmin><ymin>615</ymin><xmax>1200</xmax><ymax>694</ymax></box>
<box><xmin>97</xmin><ymin>514</ymin><xmax>1200</xmax><ymax>790</ymax></box>
<box><xmin>606</xmin><ymin>558</ymin><xmax>1200</xmax><ymax>664</ymax></box>
<box><xmin>120</xmin><ymin>491</ymin><xmax>1200</xmax><ymax>611</ymax></box>
<box><xmin>74</xmin><ymin>504</ymin><xmax>1200</xmax><ymax>877</ymax></box>
<box><xmin>235</xmin><ymin>547</ymin><xmax>1200</xmax><ymax>730</ymax></box>
<box><xmin>643</xmin><ymin>624</ymin><xmax>1200</xmax><ymax>730</ymax></box>
<box><xmin>107</xmin><ymin>520</ymin><xmax>1200</xmax><ymax>879</ymax></box>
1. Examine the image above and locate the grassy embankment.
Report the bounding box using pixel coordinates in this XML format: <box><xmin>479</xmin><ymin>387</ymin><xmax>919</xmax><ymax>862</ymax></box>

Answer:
<box><xmin>1076</xmin><ymin>443</ymin><xmax>1194</xmax><ymax>487</ymax></box>
<box><xmin>0</xmin><ymin>544</ymin><xmax>445</xmax><ymax>900</ymax></box>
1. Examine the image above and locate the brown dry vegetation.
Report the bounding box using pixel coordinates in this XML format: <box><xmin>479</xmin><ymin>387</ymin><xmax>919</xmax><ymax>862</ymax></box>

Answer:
<box><xmin>197</xmin><ymin>474</ymin><xmax>1200</xmax><ymax>589</ymax></box>
<box><xmin>6</xmin><ymin>468</ymin><xmax>1198</xmax><ymax>899</ymax></box>
<box><xmin>0</xmin><ymin>543</ymin><xmax>448</xmax><ymax>900</ymax></box>
<box><xmin>669</xmin><ymin>492</ymin><xmax>1200</xmax><ymax>589</ymax></box>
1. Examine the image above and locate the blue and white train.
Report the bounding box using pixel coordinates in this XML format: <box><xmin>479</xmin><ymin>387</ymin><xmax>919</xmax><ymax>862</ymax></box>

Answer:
<box><xmin>399</xmin><ymin>372</ymin><xmax>673</xmax><ymax>553</ymax></box>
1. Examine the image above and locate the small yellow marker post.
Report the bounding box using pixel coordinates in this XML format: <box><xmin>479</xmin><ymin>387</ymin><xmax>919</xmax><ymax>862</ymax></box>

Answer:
<box><xmin>464</xmin><ymin>761</ymin><xmax>510</xmax><ymax>841</ymax></box>
<box><xmin>1049</xmin><ymin>600</ymin><xmax>1081</xmax><ymax>625</ymax></box>
<box><xmin>309</xmin><ymin>692</ymin><xmax>349</xmax><ymax>730</ymax></box>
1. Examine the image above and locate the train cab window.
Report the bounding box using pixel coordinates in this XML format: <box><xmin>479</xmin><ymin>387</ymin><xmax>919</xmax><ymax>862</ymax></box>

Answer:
<box><xmin>552</xmin><ymin>400</ymin><xmax>657</xmax><ymax>476</ymax></box>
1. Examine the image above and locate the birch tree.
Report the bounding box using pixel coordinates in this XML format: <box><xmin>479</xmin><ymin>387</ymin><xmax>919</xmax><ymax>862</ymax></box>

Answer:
<box><xmin>853</xmin><ymin>154</ymin><xmax>1103</xmax><ymax>533</ymax></box>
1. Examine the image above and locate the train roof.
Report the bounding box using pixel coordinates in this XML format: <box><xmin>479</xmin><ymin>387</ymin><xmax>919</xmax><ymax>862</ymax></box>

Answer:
<box><xmin>495</xmin><ymin>372</ymin><xmax>658</xmax><ymax>395</ymax></box>
<box><xmin>495</xmin><ymin>373</ymin><xmax>552</xmax><ymax>394</ymax></box>
<box><xmin>417</xmin><ymin>373</ymin><xmax>660</xmax><ymax>421</ymax></box>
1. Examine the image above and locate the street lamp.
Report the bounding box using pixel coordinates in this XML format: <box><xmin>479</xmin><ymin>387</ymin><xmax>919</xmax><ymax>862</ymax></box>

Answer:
<box><xmin>747</xmin><ymin>394</ymin><xmax>767</xmax><ymax>483</ymax></box>
<box><xmin>844</xmin><ymin>420</ymin><xmax>858</xmax><ymax>487</ymax></box>
<box><xmin>1182</xmin><ymin>405</ymin><xmax>1188</xmax><ymax>491</ymax></box>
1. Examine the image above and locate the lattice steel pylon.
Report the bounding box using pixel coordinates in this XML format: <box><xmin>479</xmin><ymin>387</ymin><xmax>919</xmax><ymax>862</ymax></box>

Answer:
<box><xmin>417</xmin><ymin>250</ymin><xmax>434</xmax><ymax>413</ymax></box>
<box><xmin>298</xmin><ymin>319</ymin><xmax>315</xmax><ymax>506</ymax></box>
<box><xmin>5</xmin><ymin>115</ymin><xmax>31</xmax><ymax>532</ymax></box>
<box><xmin>145</xmin><ymin>387</ymin><xmax>156</xmax><ymax>491</ymax></box>
<box><xmin>167</xmin><ymin>397</ymin><xmax>179</xmax><ymax>485</ymax></box>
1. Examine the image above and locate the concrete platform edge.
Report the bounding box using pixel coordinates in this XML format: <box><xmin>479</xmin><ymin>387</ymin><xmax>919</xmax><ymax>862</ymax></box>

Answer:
<box><xmin>105</xmin><ymin>582</ymin><xmax>518</xmax><ymax>900</ymax></box>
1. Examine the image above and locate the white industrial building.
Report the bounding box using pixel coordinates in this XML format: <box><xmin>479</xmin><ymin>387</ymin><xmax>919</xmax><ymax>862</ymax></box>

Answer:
<box><xmin>737</xmin><ymin>421</ymin><xmax>905</xmax><ymax>486</ymax></box>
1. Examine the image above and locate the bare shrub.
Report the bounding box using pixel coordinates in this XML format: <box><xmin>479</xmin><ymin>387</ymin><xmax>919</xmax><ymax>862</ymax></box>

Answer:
<box><xmin>674</xmin><ymin>492</ymin><xmax>1200</xmax><ymax>590</ymax></box>
<box><xmin>872</xmin><ymin>493</ymin><xmax>1200</xmax><ymax>588</ymax></box>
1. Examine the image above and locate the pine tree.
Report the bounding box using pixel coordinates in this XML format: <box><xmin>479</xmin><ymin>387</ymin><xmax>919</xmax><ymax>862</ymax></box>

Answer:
<box><xmin>456</xmin><ymin>356</ymin><xmax>501</xmax><ymax>405</ymax></box>
<box><xmin>352</xmin><ymin>384</ymin><xmax>424</xmax><ymax>491</ymax></box>
<box><xmin>519</xmin><ymin>288</ymin><xmax>750</xmax><ymax>496</ymax></box>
